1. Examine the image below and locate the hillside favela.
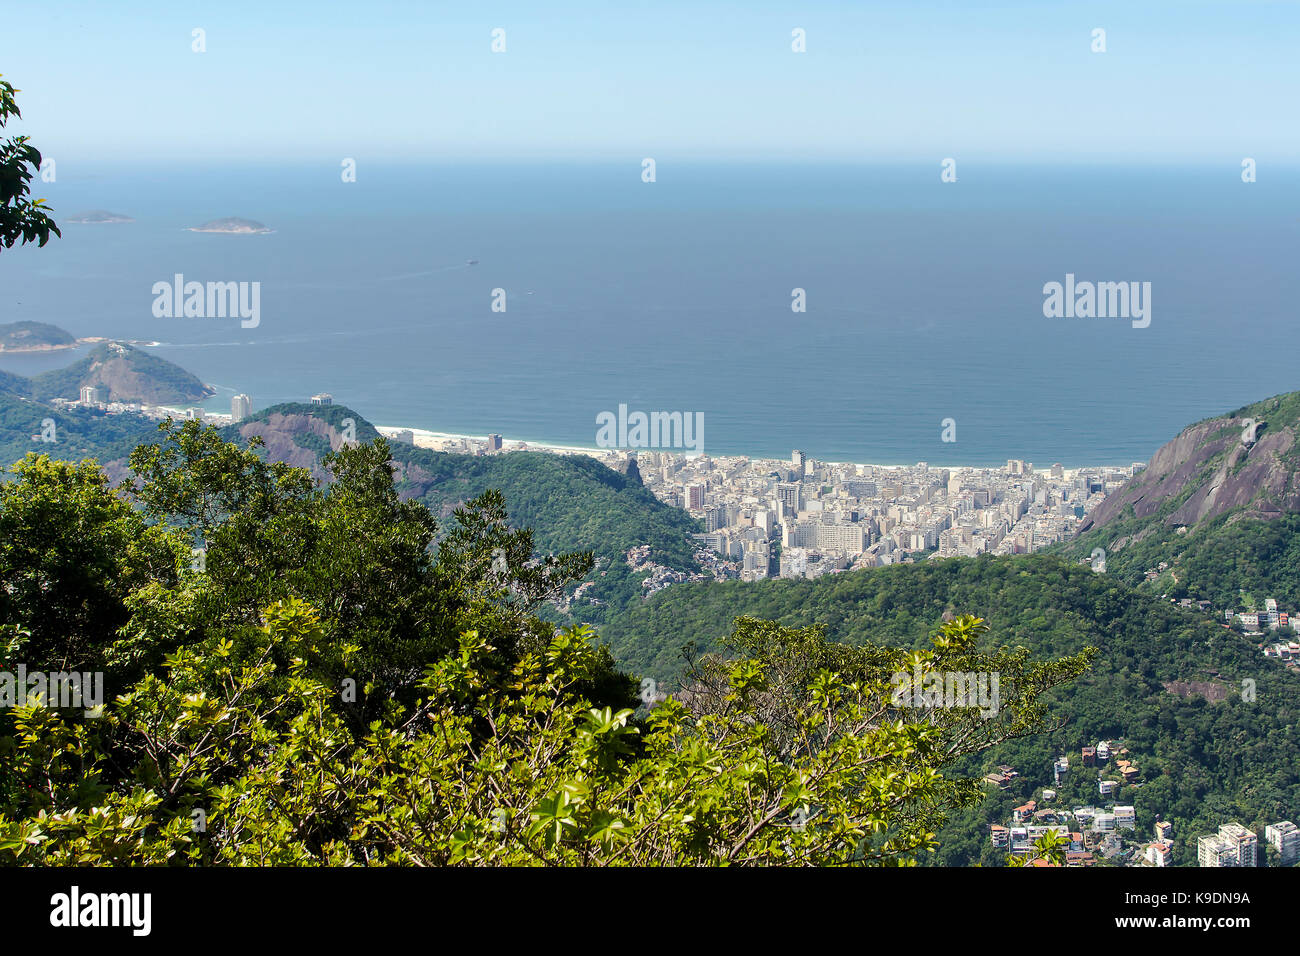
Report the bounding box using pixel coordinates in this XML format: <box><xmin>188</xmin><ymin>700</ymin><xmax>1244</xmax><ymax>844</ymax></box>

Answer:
<box><xmin>0</xmin><ymin>0</ymin><xmax>1295</xmax><ymax>938</ymax></box>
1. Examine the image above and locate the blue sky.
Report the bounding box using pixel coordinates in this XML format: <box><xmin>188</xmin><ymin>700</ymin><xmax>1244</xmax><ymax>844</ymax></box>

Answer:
<box><xmin>3</xmin><ymin>0</ymin><xmax>1298</xmax><ymax>163</ymax></box>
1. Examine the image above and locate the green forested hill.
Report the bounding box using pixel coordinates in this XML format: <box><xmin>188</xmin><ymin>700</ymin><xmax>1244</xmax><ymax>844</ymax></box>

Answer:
<box><xmin>594</xmin><ymin>555</ymin><xmax>1300</xmax><ymax>865</ymax></box>
<box><xmin>596</xmin><ymin>555</ymin><xmax>1208</xmax><ymax>678</ymax></box>
<box><xmin>0</xmin><ymin>368</ymin><xmax>31</xmax><ymax>396</ymax></box>
<box><xmin>0</xmin><ymin>391</ymin><xmax>159</xmax><ymax>473</ymax></box>
<box><xmin>225</xmin><ymin>404</ymin><xmax>703</xmax><ymax>609</ymax></box>
<box><xmin>1070</xmin><ymin>512</ymin><xmax>1300</xmax><ymax>610</ymax></box>
<box><xmin>400</xmin><ymin>443</ymin><xmax>705</xmax><ymax>615</ymax></box>
<box><xmin>30</xmin><ymin>342</ymin><xmax>212</xmax><ymax>404</ymax></box>
<box><xmin>406</xmin><ymin>447</ymin><xmax>699</xmax><ymax>568</ymax></box>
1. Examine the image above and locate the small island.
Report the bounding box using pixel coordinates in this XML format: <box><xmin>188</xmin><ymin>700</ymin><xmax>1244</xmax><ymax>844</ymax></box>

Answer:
<box><xmin>0</xmin><ymin>321</ymin><xmax>105</xmax><ymax>354</ymax></box>
<box><xmin>66</xmin><ymin>210</ymin><xmax>134</xmax><ymax>224</ymax></box>
<box><xmin>188</xmin><ymin>217</ymin><xmax>273</xmax><ymax>234</ymax></box>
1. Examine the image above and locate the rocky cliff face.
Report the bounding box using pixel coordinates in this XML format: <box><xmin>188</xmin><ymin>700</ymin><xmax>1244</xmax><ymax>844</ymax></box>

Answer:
<box><xmin>236</xmin><ymin>411</ymin><xmax>453</xmax><ymax>504</ymax></box>
<box><xmin>237</xmin><ymin>412</ymin><xmax>344</xmax><ymax>484</ymax></box>
<box><xmin>1078</xmin><ymin>391</ymin><xmax>1300</xmax><ymax>544</ymax></box>
<box><xmin>614</xmin><ymin>455</ymin><xmax>643</xmax><ymax>486</ymax></box>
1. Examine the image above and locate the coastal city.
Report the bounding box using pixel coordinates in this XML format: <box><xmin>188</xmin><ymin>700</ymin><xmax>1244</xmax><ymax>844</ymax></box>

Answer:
<box><xmin>64</xmin><ymin>387</ymin><xmax>1140</xmax><ymax>580</ymax></box>
<box><xmin>612</xmin><ymin>448</ymin><xmax>1137</xmax><ymax>581</ymax></box>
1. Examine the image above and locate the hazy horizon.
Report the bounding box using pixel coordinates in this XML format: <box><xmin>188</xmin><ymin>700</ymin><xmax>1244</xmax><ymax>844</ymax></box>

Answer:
<box><xmin>4</xmin><ymin>0</ymin><xmax>1299</xmax><ymax>163</ymax></box>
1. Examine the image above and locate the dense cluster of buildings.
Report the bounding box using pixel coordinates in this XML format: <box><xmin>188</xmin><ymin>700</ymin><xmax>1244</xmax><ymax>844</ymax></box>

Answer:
<box><xmin>1221</xmin><ymin>598</ymin><xmax>1300</xmax><ymax>668</ymax></box>
<box><xmin>1163</xmin><ymin>588</ymin><xmax>1300</xmax><ymax>668</ymax></box>
<box><xmin>624</xmin><ymin>543</ymin><xmax>737</xmax><ymax>598</ymax></box>
<box><xmin>990</xmin><ymin>792</ymin><xmax>1139</xmax><ymax>866</ymax></box>
<box><xmin>307</xmin><ymin>437</ymin><xmax>1134</xmax><ymax>583</ymax></box>
<box><xmin>988</xmin><ymin>745</ymin><xmax>1297</xmax><ymax>867</ymax></box>
<box><xmin>1234</xmin><ymin>598</ymin><xmax>1300</xmax><ymax>669</ymax></box>
<box><xmin>61</xmin><ymin>386</ymin><xmax>238</xmax><ymax>427</ymax></box>
<box><xmin>989</xmin><ymin>742</ymin><xmax>1148</xmax><ymax>866</ymax></box>
<box><xmin>70</xmin><ymin>390</ymin><xmax>340</xmax><ymax>429</ymax></box>
<box><xmin>610</xmin><ymin>449</ymin><xmax>1136</xmax><ymax>580</ymax></box>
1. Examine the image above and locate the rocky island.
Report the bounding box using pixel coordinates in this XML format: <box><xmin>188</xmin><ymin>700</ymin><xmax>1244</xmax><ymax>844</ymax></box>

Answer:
<box><xmin>66</xmin><ymin>210</ymin><xmax>134</xmax><ymax>224</ymax></box>
<box><xmin>0</xmin><ymin>321</ymin><xmax>104</xmax><ymax>353</ymax></box>
<box><xmin>188</xmin><ymin>217</ymin><xmax>273</xmax><ymax>234</ymax></box>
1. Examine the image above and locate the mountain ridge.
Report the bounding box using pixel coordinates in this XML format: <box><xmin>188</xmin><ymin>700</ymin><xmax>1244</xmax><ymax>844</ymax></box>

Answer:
<box><xmin>1065</xmin><ymin>389</ymin><xmax>1300</xmax><ymax>606</ymax></box>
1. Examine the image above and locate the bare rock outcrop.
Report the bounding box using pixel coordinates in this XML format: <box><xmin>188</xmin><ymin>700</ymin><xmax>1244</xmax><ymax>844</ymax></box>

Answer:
<box><xmin>1078</xmin><ymin>409</ymin><xmax>1300</xmax><ymax>544</ymax></box>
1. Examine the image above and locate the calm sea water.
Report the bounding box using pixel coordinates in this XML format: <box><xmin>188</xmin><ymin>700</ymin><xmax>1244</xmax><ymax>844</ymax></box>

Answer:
<box><xmin>2</xmin><ymin>162</ymin><xmax>1296</xmax><ymax>466</ymax></box>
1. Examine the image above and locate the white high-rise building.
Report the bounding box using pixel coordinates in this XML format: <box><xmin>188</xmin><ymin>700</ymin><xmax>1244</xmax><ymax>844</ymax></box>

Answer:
<box><xmin>814</xmin><ymin>522</ymin><xmax>867</xmax><ymax>553</ymax></box>
<box><xmin>741</xmin><ymin>539</ymin><xmax>770</xmax><ymax>580</ymax></box>
<box><xmin>779</xmin><ymin>548</ymin><xmax>809</xmax><ymax>579</ymax></box>
<box><xmin>1198</xmin><ymin>823</ymin><xmax>1257</xmax><ymax>867</ymax></box>
<box><xmin>1145</xmin><ymin>842</ymin><xmax>1173</xmax><ymax>867</ymax></box>
<box><xmin>231</xmin><ymin>394</ymin><xmax>252</xmax><ymax>421</ymax></box>
<box><xmin>1265</xmin><ymin>821</ymin><xmax>1300</xmax><ymax>865</ymax></box>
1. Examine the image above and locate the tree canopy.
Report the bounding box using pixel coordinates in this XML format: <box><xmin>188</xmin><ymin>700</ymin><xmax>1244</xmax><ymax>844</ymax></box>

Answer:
<box><xmin>0</xmin><ymin>76</ymin><xmax>59</xmax><ymax>251</ymax></box>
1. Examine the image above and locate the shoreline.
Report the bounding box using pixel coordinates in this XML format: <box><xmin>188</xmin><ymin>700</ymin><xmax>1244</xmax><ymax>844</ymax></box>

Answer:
<box><xmin>371</xmin><ymin>424</ymin><xmax>1125</xmax><ymax>477</ymax></box>
<box><xmin>38</xmin><ymin>386</ymin><xmax>1135</xmax><ymax>476</ymax></box>
<box><xmin>374</xmin><ymin>424</ymin><xmax>607</xmax><ymax>458</ymax></box>
<box><xmin>0</xmin><ymin>336</ymin><xmax>107</xmax><ymax>354</ymax></box>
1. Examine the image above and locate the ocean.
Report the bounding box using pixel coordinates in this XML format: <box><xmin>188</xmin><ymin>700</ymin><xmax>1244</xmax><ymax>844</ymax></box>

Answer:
<box><xmin>2</xmin><ymin>161</ymin><xmax>1297</xmax><ymax>467</ymax></box>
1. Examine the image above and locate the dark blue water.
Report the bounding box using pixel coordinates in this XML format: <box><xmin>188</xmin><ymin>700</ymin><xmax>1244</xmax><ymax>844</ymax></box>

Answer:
<box><xmin>2</xmin><ymin>162</ymin><xmax>1296</xmax><ymax>466</ymax></box>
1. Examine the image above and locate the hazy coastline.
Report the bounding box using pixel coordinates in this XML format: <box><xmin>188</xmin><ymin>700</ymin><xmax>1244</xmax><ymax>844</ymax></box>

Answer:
<box><xmin>370</xmin><ymin>424</ymin><xmax>1106</xmax><ymax>477</ymax></box>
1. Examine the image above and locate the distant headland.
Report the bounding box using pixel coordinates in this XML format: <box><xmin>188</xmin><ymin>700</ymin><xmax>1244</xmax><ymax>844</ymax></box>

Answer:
<box><xmin>187</xmin><ymin>217</ymin><xmax>273</xmax><ymax>234</ymax></box>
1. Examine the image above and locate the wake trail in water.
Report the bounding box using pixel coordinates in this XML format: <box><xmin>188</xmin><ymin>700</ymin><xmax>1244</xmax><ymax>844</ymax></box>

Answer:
<box><xmin>377</xmin><ymin>263</ymin><xmax>473</xmax><ymax>282</ymax></box>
